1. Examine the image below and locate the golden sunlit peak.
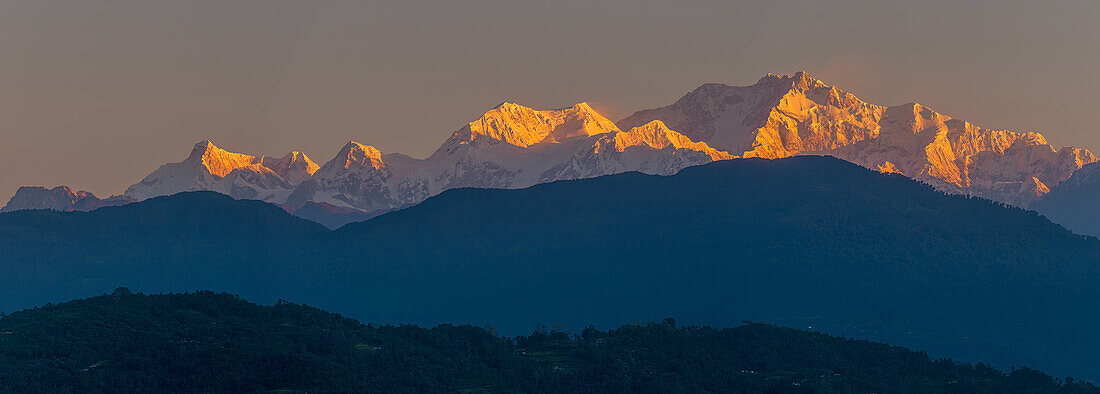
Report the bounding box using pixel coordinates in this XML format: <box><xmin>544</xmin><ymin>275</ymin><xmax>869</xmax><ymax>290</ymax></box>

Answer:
<box><xmin>607</xmin><ymin>120</ymin><xmax>734</xmax><ymax>161</ymax></box>
<box><xmin>183</xmin><ymin>140</ymin><xmax>260</xmax><ymax>178</ymax></box>
<box><xmin>493</xmin><ymin>101</ymin><xmax>522</xmax><ymax>110</ymax></box>
<box><xmin>790</xmin><ymin>70</ymin><xmax>824</xmax><ymax>91</ymax></box>
<box><xmin>563</xmin><ymin>101</ymin><xmax>593</xmax><ymax>111</ymax></box>
<box><xmin>629</xmin><ymin>119</ymin><xmax>672</xmax><ymax>134</ymax></box>
<box><xmin>339</xmin><ymin>141</ymin><xmax>381</xmax><ymax>155</ymax></box>
<box><xmin>334</xmin><ymin>141</ymin><xmax>385</xmax><ymax>170</ymax></box>
<box><xmin>446</xmin><ymin>100</ymin><xmax>620</xmax><ymax>148</ymax></box>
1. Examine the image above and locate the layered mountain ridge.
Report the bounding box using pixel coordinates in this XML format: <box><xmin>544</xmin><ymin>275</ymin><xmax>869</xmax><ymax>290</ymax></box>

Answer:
<box><xmin>6</xmin><ymin>157</ymin><xmax>1100</xmax><ymax>379</ymax></box>
<box><xmin>3</xmin><ymin>72</ymin><xmax>1094</xmax><ymax>223</ymax></box>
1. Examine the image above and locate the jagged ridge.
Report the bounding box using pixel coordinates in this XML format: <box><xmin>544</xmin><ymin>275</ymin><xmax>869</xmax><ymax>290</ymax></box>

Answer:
<box><xmin>620</xmin><ymin>71</ymin><xmax>1096</xmax><ymax>206</ymax></box>
<box><xmin>4</xmin><ymin>72</ymin><xmax>1095</xmax><ymax>221</ymax></box>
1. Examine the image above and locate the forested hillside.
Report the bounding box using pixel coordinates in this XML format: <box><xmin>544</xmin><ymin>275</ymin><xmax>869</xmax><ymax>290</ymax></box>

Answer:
<box><xmin>0</xmin><ymin>291</ymin><xmax>1093</xmax><ymax>393</ymax></box>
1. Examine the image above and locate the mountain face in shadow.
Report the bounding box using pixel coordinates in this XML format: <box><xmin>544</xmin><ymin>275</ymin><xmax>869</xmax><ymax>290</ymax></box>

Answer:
<box><xmin>1</xmin><ymin>291</ymin><xmax>1093</xmax><ymax>392</ymax></box>
<box><xmin>1032</xmin><ymin>161</ymin><xmax>1100</xmax><ymax>238</ymax></box>
<box><xmin>2</xmin><ymin>156</ymin><xmax>1100</xmax><ymax>379</ymax></box>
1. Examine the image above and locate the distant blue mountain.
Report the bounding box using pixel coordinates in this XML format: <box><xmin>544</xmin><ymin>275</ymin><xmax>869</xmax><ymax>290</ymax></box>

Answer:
<box><xmin>1032</xmin><ymin>161</ymin><xmax>1100</xmax><ymax>238</ymax></box>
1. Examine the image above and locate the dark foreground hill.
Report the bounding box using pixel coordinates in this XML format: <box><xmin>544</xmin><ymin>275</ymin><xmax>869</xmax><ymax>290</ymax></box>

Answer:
<box><xmin>325</xmin><ymin>156</ymin><xmax>1100</xmax><ymax>379</ymax></box>
<box><xmin>0</xmin><ymin>291</ymin><xmax>1093</xmax><ymax>393</ymax></box>
<box><xmin>3</xmin><ymin>156</ymin><xmax>1100</xmax><ymax>379</ymax></box>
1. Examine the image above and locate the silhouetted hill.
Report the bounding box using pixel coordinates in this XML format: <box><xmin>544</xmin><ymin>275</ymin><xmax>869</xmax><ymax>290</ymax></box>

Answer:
<box><xmin>3</xmin><ymin>156</ymin><xmax>1100</xmax><ymax>379</ymax></box>
<box><xmin>0</xmin><ymin>192</ymin><xmax>327</xmax><ymax>311</ymax></box>
<box><xmin>1032</xmin><ymin>162</ymin><xmax>1100</xmax><ymax>238</ymax></box>
<box><xmin>325</xmin><ymin>156</ymin><xmax>1100</xmax><ymax>379</ymax></box>
<box><xmin>0</xmin><ymin>291</ymin><xmax>1094</xmax><ymax>393</ymax></box>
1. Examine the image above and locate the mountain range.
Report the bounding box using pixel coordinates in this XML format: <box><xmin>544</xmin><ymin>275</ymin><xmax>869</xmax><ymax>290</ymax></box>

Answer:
<box><xmin>4</xmin><ymin>72</ymin><xmax>1095</xmax><ymax>229</ymax></box>
<box><xmin>3</xmin><ymin>156</ymin><xmax>1100</xmax><ymax>380</ymax></box>
<box><xmin>619</xmin><ymin>72</ymin><xmax>1095</xmax><ymax>206</ymax></box>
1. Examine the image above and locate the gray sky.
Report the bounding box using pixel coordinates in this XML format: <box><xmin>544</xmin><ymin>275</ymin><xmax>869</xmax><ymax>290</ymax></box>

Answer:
<box><xmin>2</xmin><ymin>0</ymin><xmax>1099</xmax><ymax>199</ymax></box>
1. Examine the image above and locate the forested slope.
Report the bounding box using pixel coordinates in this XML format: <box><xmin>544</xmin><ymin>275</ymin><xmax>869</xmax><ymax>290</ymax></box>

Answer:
<box><xmin>0</xmin><ymin>291</ymin><xmax>1093</xmax><ymax>393</ymax></box>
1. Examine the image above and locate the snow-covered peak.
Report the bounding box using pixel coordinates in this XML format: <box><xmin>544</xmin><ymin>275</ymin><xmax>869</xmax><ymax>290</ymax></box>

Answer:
<box><xmin>592</xmin><ymin>120</ymin><xmax>734</xmax><ymax>162</ymax></box>
<box><xmin>622</xmin><ymin>72</ymin><xmax>1097</xmax><ymax>207</ymax></box>
<box><xmin>125</xmin><ymin>140</ymin><xmax>290</xmax><ymax>202</ymax></box>
<box><xmin>330</xmin><ymin>141</ymin><xmax>385</xmax><ymax>171</ymax></box>
<box><xmin>616</xmin><ymin>120</ymin><xmax>680</xmax><ymax>147</ymax></box>
<box><xmin>442</xmin><ymin>101</ymin><xmax>620</xmax><ymax>149</ymax></box>
<box><xmin>878</xmin><ymin>102</ymin><xmax>947</xmax><ymax>136</ymax></box>
<box><xmin>1</xmin><ymin>186</ymin><xmax>132</xmax><ymax>213</ymax></box>
<box><xmin>790</xmin><ymin>70</ymin><xmax>825</xmax><ymax>91</ymax></box>
<box><xmin>291</xmin><ymin>141</ymin><xmax>401</xmax><ymax>214</ymax></box>
<box><xmin>1</xmin><ymin>186</ymin><xmax>85</xmax><ymax>213</ymax></box>
<box><xmin>619</xmin><ymin>71</ymin><xmax>881</xmax><ymax>155</ymax></box>
<box><xmin>612</xmin><ymin>121</ymin><xmax>730</xmax><ymax>157</ymax></box>
<box><xmin>186</xmin><ymin>140</ymin><xmax>260</xmax><ymax>177</ymax></box>
<box><xmin>308</xmin><ymin>141</ymin><xmax>390</xmax><ymax>186</ymax></box>
<box><xmin>261</xmin><ymin>150</ymin><xmax>319</xmax><ymax>185</ymax></box>
<box><xmin>542</xmin><ymin>102</ymin><xmax>621</xmax><ymax>142</ymax></box>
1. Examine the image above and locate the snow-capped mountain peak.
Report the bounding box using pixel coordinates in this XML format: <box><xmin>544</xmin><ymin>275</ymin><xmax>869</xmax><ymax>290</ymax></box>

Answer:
<box><xmin>186</xmin><ymin>140</ymin><xmax>261</xmax><ymax>177</ymax></box>
<box><xmin>620</xmin><ymin>71</ymin><xmax>1097</xmax><ymax>206</ymax></box>
<box><xmin>605</xmin><ymin>120</ymin><xmax>733</xmax><ymax>161</ymax></box>
<box><xmin>323</xmin><ymin>141</ymin><xmax>386</xmax><ymax>172</ymax></box>
<box><xmin>261</xmin><ymin>151</ymin><xmax>319</xmax><ymax>185</ymax></box>
<box><xmin>286</xmin><ymin>141</ymin><xmax>401</xmax><ymax>214</ymax></box>
<box><xmin>442</xmin><ymin>101</ymin><xmax>621</xmax><ymax>149</ymax></box>
<box><xmin>125</xmin><ymin>140</ymin><xmax>299</xmax><ymax>202</ymax></box>
<box><xmin>1</xmin><ymin>186</ymin><xmax>133</xmax><ymax>213</ymax></box>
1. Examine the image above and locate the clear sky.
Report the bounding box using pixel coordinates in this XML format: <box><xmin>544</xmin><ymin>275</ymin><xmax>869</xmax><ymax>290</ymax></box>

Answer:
<box><xmin>2</xmin><ymin>0</ymin><xmax>1099</xmax><ymax>200</ymax></box>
